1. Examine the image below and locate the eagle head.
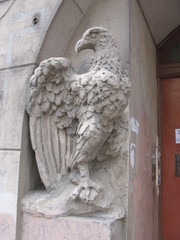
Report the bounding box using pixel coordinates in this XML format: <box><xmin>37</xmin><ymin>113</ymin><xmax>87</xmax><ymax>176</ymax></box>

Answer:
<box><xmin>75</xmin><ymin>26</ymin><xmax>114</xmax><ymax>53</ymax></box>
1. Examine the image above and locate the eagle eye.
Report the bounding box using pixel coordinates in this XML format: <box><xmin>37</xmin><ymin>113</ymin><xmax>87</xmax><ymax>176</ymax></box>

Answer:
<box><xmin>91</xmin><ymin>33</ymin><xmax>97</xmax><ymax>39</ymax></box>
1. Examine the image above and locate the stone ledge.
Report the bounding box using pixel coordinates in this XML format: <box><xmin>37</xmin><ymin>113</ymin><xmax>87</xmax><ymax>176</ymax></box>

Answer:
<box><xmin>21</xmin><ymin>213</ymin><xmax>125</xmax><ymax>240</ymax></box>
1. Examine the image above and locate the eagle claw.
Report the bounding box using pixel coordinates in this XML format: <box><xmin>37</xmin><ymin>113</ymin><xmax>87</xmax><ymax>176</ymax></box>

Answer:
<box><xmin>71</xmin><ymin>178</ymin><xmax>101</xmax><ymax>203</ymax></box>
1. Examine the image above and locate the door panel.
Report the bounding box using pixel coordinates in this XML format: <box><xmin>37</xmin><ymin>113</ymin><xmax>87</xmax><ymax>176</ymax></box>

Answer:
<box><xmin>162</xmin><ymin>78</ymin><xmax>180</xmax><ymax>240</ymax></box>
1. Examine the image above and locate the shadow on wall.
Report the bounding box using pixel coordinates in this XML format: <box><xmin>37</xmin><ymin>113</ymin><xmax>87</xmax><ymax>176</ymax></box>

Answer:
<box><xmin>16</xmin><ymin>111</ymin><xmax>41</xmax><ymax>240</ymax></box>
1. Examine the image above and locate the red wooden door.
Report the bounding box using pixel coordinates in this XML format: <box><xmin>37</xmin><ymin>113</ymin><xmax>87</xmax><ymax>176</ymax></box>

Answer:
<box><xmin>162</xmin><ymin>78</ymin><xmax>180</xmax><ymax>240</ymax></box>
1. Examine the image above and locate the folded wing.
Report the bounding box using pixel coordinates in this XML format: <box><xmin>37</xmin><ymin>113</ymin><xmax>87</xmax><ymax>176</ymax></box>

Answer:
<box><xmin>27</xmin><ymin>58</ymin><xmax>78</xmax><ymax>190</ymax></box>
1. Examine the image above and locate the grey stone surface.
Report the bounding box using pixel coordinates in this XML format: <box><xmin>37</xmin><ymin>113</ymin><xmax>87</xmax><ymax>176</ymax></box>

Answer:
<box><xmin>0</xmin><ymin>0</ymin><xmax>63</xmax><ymax>69</ymax></box>
<box><xmin>37</xmin><ymin>0</ymin><xmax>89</xmax><ymax>63</ymax></box>
<box><xmin>0</xmin><ymin>0</ymin><xmax>14</xmax><ymax>19</ymax></box>
<box><xmin>21</xmin><ymin>213</ymin><xmax>124</xmax><ymax>240</ymax></box>
<box><xmin>0</xmin><ymin>151</ymin><xmax>20</xmax><ymax>240</ymax></box>
<box><xmin>0</xmin><ymin>66</ymin><xmax>35</xmax><ymax>149</ymax></box>
<box><xmin>73</xmin><ymin>0</ymin><xmax>94</xmax><ymax>13</ymax></box>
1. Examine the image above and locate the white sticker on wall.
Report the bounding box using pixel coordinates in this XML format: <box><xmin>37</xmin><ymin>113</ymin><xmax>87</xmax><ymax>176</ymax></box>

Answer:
<box><xmin>175</xmin><ymin>129</ymin><xmax>180</xmax><ymax>144</ymax></box>
<box><xmin>131</xmin><ymin>117</ymin><xmax>139</xmax><ymax>135</ymax></box>
<box><xmin>130</xmin><ymin>143</ymin><xmax>136</xmax><ymax>168</ymax></box>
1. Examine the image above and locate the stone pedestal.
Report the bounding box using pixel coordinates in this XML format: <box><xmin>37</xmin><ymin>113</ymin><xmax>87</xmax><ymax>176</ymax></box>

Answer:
<box><xmin>21</xmin><ymin>213</ymin><xmax>125</xmax><ymax>240</ymax></box>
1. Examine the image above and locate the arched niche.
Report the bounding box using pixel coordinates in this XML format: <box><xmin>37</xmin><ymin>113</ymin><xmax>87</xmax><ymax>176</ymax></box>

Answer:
<box><xmin>19</xmin><ymin>0</ymin><xmax>95</xmax><ymax>194</ymax></box>
<box><xmin>23</xmin><ymin>0</ymin><xmax>130</xmax><ymax>196</ymax></box>
<box><xmin>38</xmin><ymin>0</ymin><xmax>129</xmax><ymax>73</ymax></box>
<box><xmin>19</xmin><ymin>0</ymin><xmax>95</xmax><ymax>193</ymax></box>
<box><xmin>18</xmin><ymin>0</ymin><xmax>130</xmax><ymax>239</ymax></box>
<box><xmin>37</xmin><ymin>0</ymin><xmax>95</xmax><ymax>64</ymax></box>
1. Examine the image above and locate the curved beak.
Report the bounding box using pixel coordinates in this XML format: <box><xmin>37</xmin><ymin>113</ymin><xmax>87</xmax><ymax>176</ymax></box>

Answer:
<box><xmin>75</xmin><ymin>38</ymin><xmax>94</xmax><ymax>53</ymax></box>
<box><xmin>75</xmin><ymin>39</ymin><xmax>84</xmax><ymax>53</ymax></box>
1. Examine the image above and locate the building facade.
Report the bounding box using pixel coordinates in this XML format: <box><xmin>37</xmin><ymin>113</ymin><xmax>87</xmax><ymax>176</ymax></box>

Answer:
<box><xmin>0</xmin><ymin>0</ymin><xmax>179</xmax><ymax>239</ymax></box>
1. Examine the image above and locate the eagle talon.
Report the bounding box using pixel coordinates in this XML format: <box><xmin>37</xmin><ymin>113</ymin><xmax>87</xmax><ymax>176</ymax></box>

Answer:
<box><xmin>71</xmin><ymin>178</ymin><xmax>101</xmax><ymax>203</ymax></box>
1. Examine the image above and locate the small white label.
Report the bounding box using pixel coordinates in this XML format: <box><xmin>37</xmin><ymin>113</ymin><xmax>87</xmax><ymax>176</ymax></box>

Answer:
<box><xmin>131</xmin><ymin>117</ymin><xmax>139</xmax><ymax>135</ymax></box>
<box><xmin>175</xmin><ymin>129</ymin><xmax>180</xmax><ymax>144</ymax></box>
<box><xmin>130</xmin><ymin>143</ymin><xmax>136</xmax><ymax>168</ymax></box>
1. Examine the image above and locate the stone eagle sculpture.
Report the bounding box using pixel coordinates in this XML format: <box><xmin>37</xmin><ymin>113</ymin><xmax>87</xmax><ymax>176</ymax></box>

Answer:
<box><xmin>27</xmin><ymin>27</ymin><xmax>130</xmax><ymax>206</ymax></box>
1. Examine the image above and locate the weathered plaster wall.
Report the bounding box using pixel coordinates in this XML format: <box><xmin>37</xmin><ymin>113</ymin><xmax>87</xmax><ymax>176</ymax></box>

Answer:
<box><xmin>128</xmin><ymin>0</ymin><xmax>159</xmax><ymax>240</ymax></box>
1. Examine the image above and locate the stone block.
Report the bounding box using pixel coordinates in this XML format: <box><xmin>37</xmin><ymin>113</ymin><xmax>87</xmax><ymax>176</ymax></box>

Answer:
<box><xmin>0</xmin><ymin>66</ymin><xmax>35</xmax><ymax>149</ymax></box>
<box><xmin>0</xmin><ymin>150</ymin><xmax>21</xmax><ymax>240</ymax></box>
<box><xmin>21</xmin><ymin>214</ymin><xmax>125</xmax><ymax>240</ymax></box>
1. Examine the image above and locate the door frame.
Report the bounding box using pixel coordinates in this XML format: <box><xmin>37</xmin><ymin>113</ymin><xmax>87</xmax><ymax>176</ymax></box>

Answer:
<box><xmin>157</xmin><ymin>26</ymin><xmax>180</xmax><ymax>240</ymax></box>
<box><xmin>157</xmin><ymin>26</ymin><xmax>180</xmax><ymax>79</ymax></box>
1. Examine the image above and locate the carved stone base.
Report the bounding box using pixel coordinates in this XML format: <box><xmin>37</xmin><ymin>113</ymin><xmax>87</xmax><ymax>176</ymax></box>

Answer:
<box><xmin>21</xmin><ymin>188</ymin><xmax>108</xmax><ymax>218</ymax></box>
<box><xmin>21</xmin><ymin>213</ymin><xmax>125</xmax><ymax>240</ymax></box>
<box><xmin>21</xmin><ymin>177</ymin><xmax>125</xmax><ymax>219</ymax></box>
